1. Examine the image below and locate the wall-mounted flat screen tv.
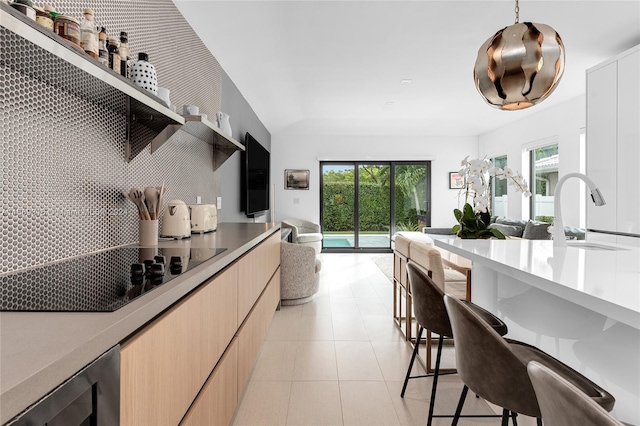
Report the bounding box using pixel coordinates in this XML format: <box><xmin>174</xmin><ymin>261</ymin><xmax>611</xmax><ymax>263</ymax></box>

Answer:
<box><xmin>241</xmin><ymin>132</ymin><xmax>270</xmax><ymax>217</ymax></box>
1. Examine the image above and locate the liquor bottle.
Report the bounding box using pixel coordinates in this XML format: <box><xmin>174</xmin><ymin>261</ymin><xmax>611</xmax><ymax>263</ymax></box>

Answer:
<box><xmin>107</xmin><ymin>37</ymin><xmax>121</xmax><ymax>73</ymax></box>
<box><xmin>119</xmin><ymin>31</ymin><xmax>131</xmax><ymax>77</ymax></box>
<box><xmin>80</xmin><ymin>8</ymin><xmax>98</xmax><ymax>59</ymax></box>
<box><xmin>98</xmin><ymin>27</ymin><xmax>108</xmax><ymax>66</ymax></box>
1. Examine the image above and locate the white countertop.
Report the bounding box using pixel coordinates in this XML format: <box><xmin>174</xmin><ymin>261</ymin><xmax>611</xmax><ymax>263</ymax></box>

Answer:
<box><xmin>0</xmin><ymin>222</ymin><xmax>279</xmax><ymax>425</ymax></box>
<box><xmin>434</xmin><ymin>239</ymin><xmax>640</xmax><ymax>330</ymax></box>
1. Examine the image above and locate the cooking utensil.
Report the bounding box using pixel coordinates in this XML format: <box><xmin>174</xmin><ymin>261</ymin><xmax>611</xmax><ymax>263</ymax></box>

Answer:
<box><xmin>157</xmin><ymin>181</ymin><xmax>165</xmax><ymax>217</ymax></box>
<box><xmin>122</xmin><ymin>190</ymin><xmax>143</xmax><ymax>219</ymax></box>
<box><xmin>131</xmin><ymin>187</ymin><xmax>151</xmax><ymax>220</ymax></box>
<box><xmin>144</xmin><ymin>187</ymin><xmax>159</xmax><ymax>220</ymax></box>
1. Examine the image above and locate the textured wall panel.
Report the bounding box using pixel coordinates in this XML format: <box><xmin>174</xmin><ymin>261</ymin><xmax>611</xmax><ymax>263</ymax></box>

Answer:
<box><xmin>1</xmin><ymin>0</ymin><xmax>223</xmax><ymax>273</ymax></box>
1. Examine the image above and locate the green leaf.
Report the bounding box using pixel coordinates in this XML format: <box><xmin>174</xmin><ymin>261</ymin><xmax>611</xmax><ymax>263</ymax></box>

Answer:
<box><xmin>489</xmin><ymin>228</ymin><xmax>506</xmax><ymax>239</ymax></box>
<box><xmin>462</xmin><ymin>204</ymin><xmax>475</xmax><ymax>220</ymax></box>
<box><xmin>452</xmin><ymin>224</ymin><xmax>461</xmax><ymax>234</ymax></box>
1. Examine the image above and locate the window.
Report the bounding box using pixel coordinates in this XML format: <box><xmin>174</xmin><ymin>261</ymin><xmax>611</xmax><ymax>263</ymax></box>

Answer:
<box><xmin>490</xmin><ymin>155</ymin><xmax>508</xmax><ymax>217</ymax></box>
<box><xmin>530</xmin><ymin>143</ymin><xmax>559</xmax><ymax>222</ymax></box>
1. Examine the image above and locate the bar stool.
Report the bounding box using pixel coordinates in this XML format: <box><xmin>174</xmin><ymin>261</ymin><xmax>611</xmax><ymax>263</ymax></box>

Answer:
<box><xmin>401</xmin><ymin>261</ymin><xmax>508</xmax><ymax>426</ymax></box>
<box><xmin>443</xmin><ymin>294</ymin><xmax>615</xmax><ymax>426</ymax></box>
<box><xmin>527</xmin><ymin>361</ymin><xmax>626</xmax><ymax>426</ymax></box>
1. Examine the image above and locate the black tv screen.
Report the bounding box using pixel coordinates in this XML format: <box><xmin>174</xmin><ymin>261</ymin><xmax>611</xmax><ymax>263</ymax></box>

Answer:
<box><xmin>241</xmin><ymin>132</ymin><xmax>270</xmax><ymax>216</ymax></box>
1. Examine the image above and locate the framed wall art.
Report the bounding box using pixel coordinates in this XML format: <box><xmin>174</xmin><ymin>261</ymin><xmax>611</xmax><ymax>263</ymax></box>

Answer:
<box><xmin>285</xmin><ymin>169</ymin><xmax>310</xmax><ymax>190</ymax></box>
<box><xmin>449</xmin><ymin>172</ymin><xmax>464</xmax><ymax>189</ymax></box>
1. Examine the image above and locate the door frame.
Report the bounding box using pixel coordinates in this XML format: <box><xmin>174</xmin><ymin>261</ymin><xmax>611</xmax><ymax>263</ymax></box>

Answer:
<box><xmin>319</xmin><ymin>161</ymin><xmax>431</xmax><ymax>253</ymax></box>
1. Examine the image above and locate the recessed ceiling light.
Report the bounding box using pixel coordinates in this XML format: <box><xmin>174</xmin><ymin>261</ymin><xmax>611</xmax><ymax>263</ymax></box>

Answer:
<box><xmin>400</xmin><ymin>79</ymin><xmax>413</xmax><ymax>84</ymax></box>
<box><xmin>384</xmin><ymin>101</ymin><xmax>395</xmax><ymax>106</ymax></box>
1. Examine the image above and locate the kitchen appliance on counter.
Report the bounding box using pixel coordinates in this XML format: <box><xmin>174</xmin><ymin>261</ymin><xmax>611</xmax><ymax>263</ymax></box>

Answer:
<box><xmin>160</xmin><ymin>199</ymin><xmax>190</xmax><ymax>239</ymax></box>
<box><xmin>0</xmin><ymin>246</ymin><xmax>226</xmax><ymax>312</ymax></box>
<box><xmin>189</xmin><ymin>204</ymin><xmax>217</xmax><ymax>233</ymax></box>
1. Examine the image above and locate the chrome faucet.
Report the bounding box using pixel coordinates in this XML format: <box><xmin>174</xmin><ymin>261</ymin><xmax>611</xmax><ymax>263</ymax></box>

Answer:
<box><xmin>552</xmin><ymin>173</ymin><xmax>606</xmax><ymax>247</ymax></box>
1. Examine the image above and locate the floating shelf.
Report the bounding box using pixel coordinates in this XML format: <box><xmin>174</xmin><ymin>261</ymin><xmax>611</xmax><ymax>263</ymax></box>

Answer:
<box><xmin>0</xmin><ymin>4</ymin><xmax>185</xmax><ymax>162</ymax></box>
<box><xmin>151</xmin><ymin>115</ymin><xmax>245</xmax><ymax>171</ymax></box>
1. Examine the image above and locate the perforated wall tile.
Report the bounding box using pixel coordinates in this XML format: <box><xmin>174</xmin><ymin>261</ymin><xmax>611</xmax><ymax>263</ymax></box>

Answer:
<box><xmin>1</xmin><ymin>0</ymin><xmax>224</xmax><ymax>274</ymax></box>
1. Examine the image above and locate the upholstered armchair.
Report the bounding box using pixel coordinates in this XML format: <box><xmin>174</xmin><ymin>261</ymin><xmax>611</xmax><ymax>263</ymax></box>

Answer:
<box><xmin>281</xmin><ymin>219</ymin><xmax>323</xmax><ymax>254</ymax></box>
<box><xmin>280</xmin><ymin>241</ymin><xmax>322</xmax><ymax>305</ymax></box>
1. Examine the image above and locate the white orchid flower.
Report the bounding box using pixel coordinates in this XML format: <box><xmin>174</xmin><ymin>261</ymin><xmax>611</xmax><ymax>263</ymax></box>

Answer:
<box><xmin>469</xmin><ymin>162</ymin><xmax>483</xmax><ymax>176</ymax></box>
<box><xmin>471</xmin><ymin>179</ymin><xmax>486</xmax><ymax>194</ymax></box>
<box><xmin>473</xmin><ymin>195</ymin><xmax>490</xmax><ymax>213</ymax></box>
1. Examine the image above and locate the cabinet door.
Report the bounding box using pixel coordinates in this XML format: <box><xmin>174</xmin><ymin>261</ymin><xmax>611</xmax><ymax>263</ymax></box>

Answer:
<box><xmin>181</xmin><ymin>338</ymin><xmax>238</xmax><ymax>426</ymax></box>
<box><xmin>237</xmin><ymin>231</ymin><xmax>281</xmax><ymax>324</ymax></box>
<box><xmin>616</xmin><ymin>50</ymin><xmax>640</xmax><ymax>235</ymax></box>
<box><xmin>586</xmin><ymin>61</ymin><xmax>618</xmax><ymax>233</ymax></box>
<box><xmin>120</xmin><ymin>264</ymin><xmax>238</xmax><ymax>426</ymax></box>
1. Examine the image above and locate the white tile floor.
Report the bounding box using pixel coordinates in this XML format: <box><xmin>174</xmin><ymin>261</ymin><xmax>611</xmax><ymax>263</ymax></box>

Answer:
<box><xmin>231</xmin><ymin>253</ymin><xmax>537</xmax><ymax>426</ymax></box>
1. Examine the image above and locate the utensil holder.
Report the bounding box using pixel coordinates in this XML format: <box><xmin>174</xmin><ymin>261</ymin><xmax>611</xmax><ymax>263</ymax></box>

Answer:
<box><xmin>139</xmin><ymin>220</ymin><xmax>158</xmax><ymax>246</ymax></box>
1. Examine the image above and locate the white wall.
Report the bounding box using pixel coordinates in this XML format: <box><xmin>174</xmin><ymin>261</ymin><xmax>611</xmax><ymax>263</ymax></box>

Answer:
<box><xmin>479</xmin><ymin>95</ymin><xmax>586</xmax><ymax>227</ymax></box>
<box><xmin>270</xmin><ymin>134</ymin><xmax>478</xmax><ymax>228</ymax></box>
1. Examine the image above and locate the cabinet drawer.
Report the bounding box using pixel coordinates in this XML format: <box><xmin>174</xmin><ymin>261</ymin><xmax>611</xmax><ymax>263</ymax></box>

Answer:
<box><xmin>237</xmin><ymin>231</ymin><xmax>281</xmax><ymax>324</ymax></box>
<box><xmin>237</xmin><ymin>270</ymin><xmax>280</xmax><ymax>400</ymax></box>
<box><xmin>120</xmin><ymin>264</ymin><xmax>238</xmax><ymax>426</ymax></box>
<box><xmin>181</xmin><ymin>338</ymin><xmax>238</xmax><ymax>426</ymax></box>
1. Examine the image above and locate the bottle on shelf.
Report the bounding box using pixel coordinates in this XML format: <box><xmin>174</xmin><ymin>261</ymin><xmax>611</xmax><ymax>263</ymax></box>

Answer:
<box><xmin>119</xmin><ymin>31</ymin><xmax>130</xmax><ymax>78</ymax></box>
<box><xmin>98</xmin><ymin>27</ymin><xmax>108</xmax><ymax>66</ymax></box>
<box><xmin>80</xmin><ymin>8</ymin><xmax>98</xmax><ymax>59</ymax></box>
<box><xmin>107</xmin><ymin>37</ymin><xmax>121</xmax><ymax>74</ymax></box>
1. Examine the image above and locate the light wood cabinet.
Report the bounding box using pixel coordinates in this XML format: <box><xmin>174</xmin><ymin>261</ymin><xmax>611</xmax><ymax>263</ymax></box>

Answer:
<box><xmin>586</xmin><ymin>45</ymin><xmax>640</xmax><ymax>236</ymax></box>
<box><xmin>120</xmin><ymin>264</ymin><xmax>238</xmax><ymax>426</ymax></box>
<box><xmin>181</xmin><ymin>338</ymin><xmax>238</xmax><ymax>426</ymax></box>
<box><xmin>237</xmin><ymin>232</ymin><xmax>281</xmax><ymax>324</ymax></box>
<box><xmin>120</xmin><ymin>231</ymin><xmax>280</xmax><ymax>426</ymax></box>
<box><xmin>237</xmin><ymin>270</ymin><xmax>280</xmax><ymax>398</ymax></box>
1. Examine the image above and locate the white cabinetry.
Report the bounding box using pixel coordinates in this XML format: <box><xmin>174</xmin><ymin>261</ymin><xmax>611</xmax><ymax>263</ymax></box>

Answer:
<box><xmin>586</xmin><ymin>45</ymin><xmax>640</xmax><ymax>237</ymax></box>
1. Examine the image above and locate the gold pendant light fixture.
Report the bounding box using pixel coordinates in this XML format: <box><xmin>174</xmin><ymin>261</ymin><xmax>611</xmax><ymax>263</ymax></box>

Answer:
<box><xmin>474</xmin><ymin>0</ymin><xmax>565</xmax><ymax>110</ymax></box>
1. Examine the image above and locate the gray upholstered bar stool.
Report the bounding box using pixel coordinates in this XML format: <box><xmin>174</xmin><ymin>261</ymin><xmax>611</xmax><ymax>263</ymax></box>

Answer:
<box><xmin>401</xmin><ymin>262</ymin><xmax>508</xmax><ymax>426</ymax></box>
<box><xmin>444</xmin><ymin>294</ymin><xmax>616</xmax><ymax>426</ymax></box>
<box><xmin>527</xmin><ymin>361</ymin><xmax>627</xmax><ymax>426</ymax></box>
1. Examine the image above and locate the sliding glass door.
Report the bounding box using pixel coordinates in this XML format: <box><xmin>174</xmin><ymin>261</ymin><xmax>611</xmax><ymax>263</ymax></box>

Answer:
<box><xmin>358</xmin><ymin>164</ymin><xmax>391</xmax><ymax>248</ymax></box>
<box><xmin>321</xmin><ymin>161</ymin><xmax>430</xmax><ymax>252</ymax></box>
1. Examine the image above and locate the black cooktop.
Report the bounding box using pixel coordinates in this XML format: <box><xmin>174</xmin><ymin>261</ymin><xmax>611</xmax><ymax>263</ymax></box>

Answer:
<box><xmin>0</xmin><ymin>246</ymin><xmax>226</xmax><ymax>312</ymax></box>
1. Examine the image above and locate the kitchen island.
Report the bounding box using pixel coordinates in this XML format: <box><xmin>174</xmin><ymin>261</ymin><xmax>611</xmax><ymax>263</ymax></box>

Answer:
<box><xmin>434</xmin><ymin>238</ymin><xmax>640</xmax><ymax>424</ymax></box>
<box><xmin>0</xmin><ymin>222</ymin><xmax>280</xmax><ymax>425</ymax></box>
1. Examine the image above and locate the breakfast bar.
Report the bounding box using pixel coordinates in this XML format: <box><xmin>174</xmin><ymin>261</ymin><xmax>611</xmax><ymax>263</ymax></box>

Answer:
<box><xmin>434</xmin><ymin>238</ymin><xmax>640</xmax><ymax>424</ymax></box>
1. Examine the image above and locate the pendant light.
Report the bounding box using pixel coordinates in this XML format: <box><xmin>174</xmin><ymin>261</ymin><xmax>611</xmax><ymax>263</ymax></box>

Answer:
<box><xmin>474</xmin><ymin>0</ymin><xmax>565</xmax><ymax>110</ymax></box>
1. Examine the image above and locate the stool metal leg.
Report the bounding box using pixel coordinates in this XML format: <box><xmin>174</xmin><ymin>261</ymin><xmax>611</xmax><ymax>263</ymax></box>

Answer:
<box><xmin>401</xmin><ymin>326</ymin><xmax>424</xmax><ymax>397</ymax></box>
<box><xmin>451</xmin><ymin>384</ymin><xmax>469</xmax><ymax>426</ymax></box>
<box><xmin>501</xmin><ymin>408</ymin><xmax>510</xmax><ymax>426</ymax></box>
<box><xmin>426</xmin><ymin>335</ymin><xmax>445</xmax><ymax>426</ymax></box>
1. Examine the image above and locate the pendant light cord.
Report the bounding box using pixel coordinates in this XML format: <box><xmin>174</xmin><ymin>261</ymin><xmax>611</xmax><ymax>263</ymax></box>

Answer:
<box><xmin>515</xmin><ymin>0</ymin><xmax>520</xmax><ymax>23</ymax></box>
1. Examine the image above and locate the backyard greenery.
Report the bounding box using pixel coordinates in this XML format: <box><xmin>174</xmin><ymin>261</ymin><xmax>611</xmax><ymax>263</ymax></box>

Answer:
<box><xmin>322</xmin><ymin>165</ymin><xmax>426</xmax><ymax>232</ymax></box>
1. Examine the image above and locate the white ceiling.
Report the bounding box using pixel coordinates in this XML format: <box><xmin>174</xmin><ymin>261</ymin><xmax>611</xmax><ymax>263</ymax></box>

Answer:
<box><xmin>173</xmin><ymin>1</ymin><xmax>640</xmax><ymax>137</ymax></box>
